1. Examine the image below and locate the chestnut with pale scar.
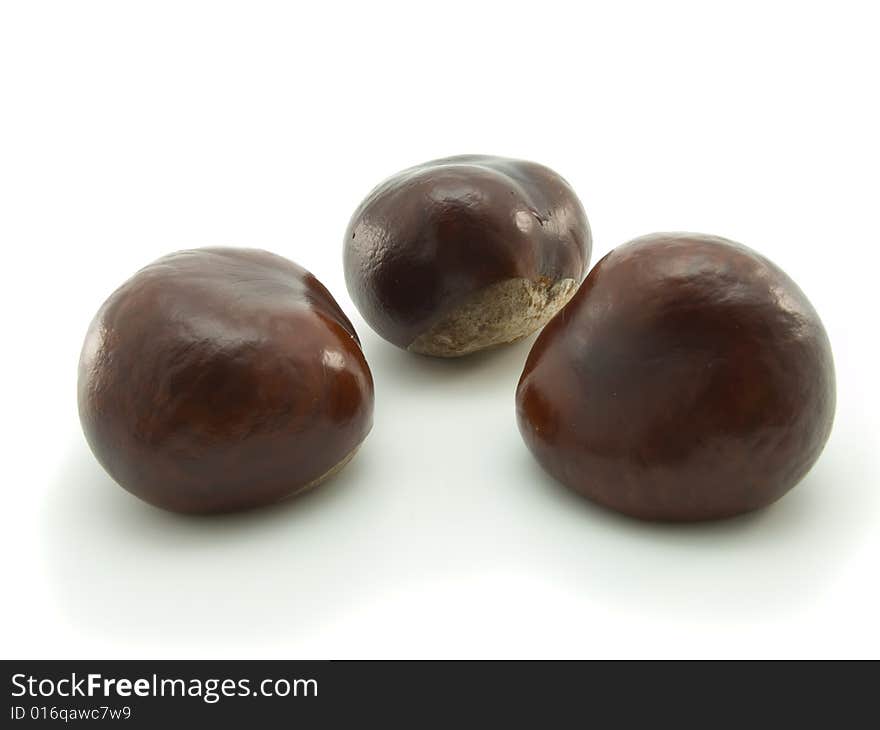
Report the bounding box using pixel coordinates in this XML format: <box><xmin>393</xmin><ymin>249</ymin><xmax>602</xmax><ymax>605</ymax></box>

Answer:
<box><xmin>344</xmin><ymin>155</ymin><xmax>591</xmax><ymax>357</ymax></box>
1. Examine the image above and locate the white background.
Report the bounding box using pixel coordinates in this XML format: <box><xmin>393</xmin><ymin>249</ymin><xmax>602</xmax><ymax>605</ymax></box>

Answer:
<box><xmin>1</xmin><ymin>0</ymin><xmax>878</xmax><ymax>659</ymax></box>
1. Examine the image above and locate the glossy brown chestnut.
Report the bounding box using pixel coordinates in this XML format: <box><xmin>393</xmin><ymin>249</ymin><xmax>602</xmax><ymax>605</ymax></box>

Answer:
<box><xmin>344</xmin><ymin>155</ymin><xmax>591</xmax><ymax>357</ymax></box>
<box><xmin>516</xmin><ymin>233</ymin><xmax>835</xmax><ymax>522</ymax></box>
<box><xmin>78</xmin><ymin>248</ymin><xmax>374</xmax><ymax>514</ymax></box>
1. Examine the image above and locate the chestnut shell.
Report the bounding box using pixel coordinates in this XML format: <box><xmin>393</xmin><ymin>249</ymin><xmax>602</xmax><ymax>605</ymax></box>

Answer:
<box><xmin>344</xmin><ymin>155</ymin><xmax>591</xmax><ymax>353</ymax></box>
<box><xmin>78</xmin><ymin>248</ymin><xmax>374</xmax><ymax>513</ymax></box>
<box><xmin>516</xmin><ymin>233</ymin><xmax>836</xmax><ymax>522</ymax></box>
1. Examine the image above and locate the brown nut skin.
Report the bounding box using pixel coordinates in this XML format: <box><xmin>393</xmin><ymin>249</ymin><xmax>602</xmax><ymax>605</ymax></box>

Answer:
<box><xmin>78</xmin><ymin>248</ymin><xmax>374</xmax><ymax>514</ymax></box>
<box><xmin>344</xmin><ymin>155</ymin><xmax>591</xmax><ymax>357</ymax></box>
<box><xmin>516</xmin><ymin>233</ymin><xmax>836</xmax><ymax>522</ymax></box>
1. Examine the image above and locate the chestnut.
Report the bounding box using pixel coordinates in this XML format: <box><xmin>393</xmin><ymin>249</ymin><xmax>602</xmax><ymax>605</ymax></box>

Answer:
<box><xmin>78</xmin><ymin>248</ymin><xmax>374</xmax><ymax>514</ymax></box>
<box><xmin>516</xmin><ymin>233</ymin><xmax>835</xmax><ymax>522</ymax></box>
<box><xmin>344</xmin><ymin>155</ymin><xmax>591</xmax><ymax>357</ymax></box>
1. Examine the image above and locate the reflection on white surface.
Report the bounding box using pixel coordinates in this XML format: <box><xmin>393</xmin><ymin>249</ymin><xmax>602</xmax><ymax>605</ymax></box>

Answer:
<box><xmin>42</xmin><ymin>323</ymin><xmax>875</xmax><ymax>657</ymax></box>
